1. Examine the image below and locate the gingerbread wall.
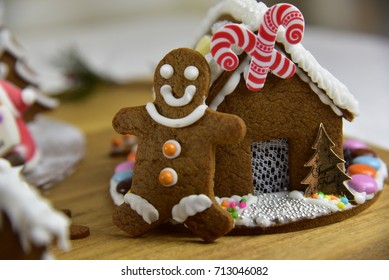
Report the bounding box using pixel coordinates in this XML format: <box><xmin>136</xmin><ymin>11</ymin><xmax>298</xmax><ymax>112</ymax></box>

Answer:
<box><xmin>209</xmin><ymin>73</ymin><xmax>344</xmax><ymax>197</ymax></box>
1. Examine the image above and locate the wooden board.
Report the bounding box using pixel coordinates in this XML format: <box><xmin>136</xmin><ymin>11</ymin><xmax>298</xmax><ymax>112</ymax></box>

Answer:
<box><xmin>43</xmin><ymin>82</ymin><xmax>389</xmax><ymax>260</ymax></box>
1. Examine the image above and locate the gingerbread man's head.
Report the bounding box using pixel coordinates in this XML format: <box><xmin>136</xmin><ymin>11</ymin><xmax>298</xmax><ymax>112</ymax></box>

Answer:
<box><xmin>153</xmin><ymin>48</ymin><xmax>210</xmax><ymax>119</ymax></box>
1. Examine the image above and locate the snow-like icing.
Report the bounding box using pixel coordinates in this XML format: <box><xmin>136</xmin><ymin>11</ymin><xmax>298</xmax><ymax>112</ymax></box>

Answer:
<box><xmin>110</xmin><ymin>178</ymin><xmax>125</xmax><ymax>206</ymax></box>
<box><xmin>171</xmin><ymin>194</ymin><xmax>212</xmax><ymax>223</ymax></box>
<box><xmin>0</xmin><ymin>28</ymin><xmax>25</xmax><ymax>58</ymax></box>
<box><xmin>0</xmin><ymin>159</ymin><xmax>70</xmax><ymax>258</ymax></box>
<box><xmin>15</xmin><ymin>60</ymin><xmax>39</xmax><ymax>86</ymax></box>
<box><xmin>209</xmin><ymin>56</ymin><xmax>249</xmax><ymax>110</ymax></box>
<box><xmin>124</xmin><ymin>192</ymin><xmax>159</xmax><ymax>224</ymax></box>
<box><xmin>146</xmin><ymin>102</ymin><xmax>208</xmax><ymax>128</ymax></box>
<box><xmin>199</xmin><ymin>0</ymin><xmax>359</xmax><ymax>118</ymax></box>
<box><xmin>160</xmin><ymin>85</ymin><xmax>196</xmax><ymax>107</ymax></box>
<box><xmin>216</xmin><ymin>157</ymin><xmax>387</xmax><ymax>228</ymax></box>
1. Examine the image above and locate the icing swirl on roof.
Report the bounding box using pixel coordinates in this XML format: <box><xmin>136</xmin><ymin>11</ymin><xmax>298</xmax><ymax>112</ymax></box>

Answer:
<box><xmin>199</xmin><ymin>0</ymin><xmax>359</xmax><ymax>119</ymax></box>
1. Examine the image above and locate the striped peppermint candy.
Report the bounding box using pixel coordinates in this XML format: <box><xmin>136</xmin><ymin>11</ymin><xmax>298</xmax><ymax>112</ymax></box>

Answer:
<box><xmin>211</xmin><ymin>3</ymin><xmax>305</xmax><ymax>92</ymax></box>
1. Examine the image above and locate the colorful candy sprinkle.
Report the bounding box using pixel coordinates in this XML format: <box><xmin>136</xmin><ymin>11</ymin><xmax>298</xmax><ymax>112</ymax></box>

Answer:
<box><xmin>220</xmin><ymin>197</ymin><xmax>249</xmax><ymax>219</ymax></box>
<box><xmin>221</xmin><ymin>200</ymin><xmax>230</xmax><ymax>208</ymax></box>
<box><xmin>340</xmin><ymin>196</ymin><xmax>349</xmax><ymax>204</ymax></box>
<box><xmin>337</xmin><ymin>202</ymin><xmax>345</xmax><ymax>210</ymax></box>
<box><xmin>310</xmin><ymin>192</ymin><xmax>350</xmax><ymax>210</ymax></box>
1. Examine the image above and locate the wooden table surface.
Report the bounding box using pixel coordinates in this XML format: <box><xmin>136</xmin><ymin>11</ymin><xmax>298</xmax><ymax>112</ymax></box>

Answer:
<box><xmin>43</xmin><ymin>82</ymin><xmax>389</xmax><ymax>260</ymax></box>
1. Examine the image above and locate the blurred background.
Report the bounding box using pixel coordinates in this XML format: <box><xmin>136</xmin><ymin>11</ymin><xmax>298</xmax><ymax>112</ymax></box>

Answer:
<box><xmin>3</xmin><ymin>0</ymin><xmax>388</xmax><ymax>36</ymax></box>
<box><xmin>1</xmin><ymin>0</ymin><xmax>388</xmax><ymax>148</ymax></box>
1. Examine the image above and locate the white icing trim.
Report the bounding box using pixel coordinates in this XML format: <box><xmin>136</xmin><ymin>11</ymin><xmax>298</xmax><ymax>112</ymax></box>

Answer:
<box><xmin>109</xmin><ymin>178</ymin><xmax>125</xmax><ymax>206</ymax></box>
<box><xmin>209</xmin><ymin>57</ymin><xmax>249</xmax><ymax>110</ymax></box>
<box><xmin>200</xmin><ymin>0</ymin><xmax>359</xmax><ymax>118</ymax></box>
<box><xmin>160</xmin><ymin>85</ymin><xmax>196</xmax><ymax>107</ymax></box>
<box><xmin>171</xmin><ymin>194</ymin><xmax>212</xmax><ymax>223</ymax></box>
<box><xmin>124</xmin><ymin>192</ymin><xmax>159</xmax><ymax>224</ymax></box>
<box><xmin>33</xmin><ymin>89</ymin><xmax>60</xmax><ymax>109</ymax></box>
<box><xmin>145</xmin><ymin>102</ymin><xmax>208</xmax><ymax>128</ymax></box>
<box><xmin>0</xmin><ymin>29</ymin><xmax>25</xmax><ymax>58</ymax></box>
<box><xmin>295</xmin><ymin>68</ymin><xmax>343</xmax><ymax>117</ymax></box>
<box><xmin>15</xmin><ymin>60</ymin><xmax>39</xmax><ymax>85</ymax></box>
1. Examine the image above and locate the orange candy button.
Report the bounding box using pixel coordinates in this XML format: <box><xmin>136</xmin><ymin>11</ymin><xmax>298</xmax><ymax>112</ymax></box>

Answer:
<box><xmin>162</xmin><ymin>140</ymin><xmax>181</xmax><ymax>159</ymax></box>
<box><xmin>347</xmin><ymin>163</ymin><xmax>377</xmax><ymax>178</ymax></box>
<box><xmin>159</xmin><ymin>168</ymin><xmax>178</xmax><ymax>187</ymax></box>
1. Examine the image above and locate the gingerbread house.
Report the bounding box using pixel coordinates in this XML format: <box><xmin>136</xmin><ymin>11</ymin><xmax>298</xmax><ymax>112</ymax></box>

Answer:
<box><xmin>195</xmin><ymin>0</ymin><xmax>359</xmax><ymax>198</ymax></box>
<box><xmin>0</xmin><ymin>27</ymin><xmax>58</xmax><ymax>121</ymax></box>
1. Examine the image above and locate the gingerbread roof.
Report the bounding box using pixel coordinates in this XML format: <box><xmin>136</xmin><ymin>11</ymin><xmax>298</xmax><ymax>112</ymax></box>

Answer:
<box><xmin>0</xmin><ymin>27</ymin><xmax>59</xmax><ymax>111</ymax></box>
<box><xmin>198</xmin><ymin>0</ymin><xmax>359</xmax><ymax>121</ymax></box>
<box><xmin>0</xmin><ymin>159</ymin><xmax>70</xmax><ymax>258</ymax></box>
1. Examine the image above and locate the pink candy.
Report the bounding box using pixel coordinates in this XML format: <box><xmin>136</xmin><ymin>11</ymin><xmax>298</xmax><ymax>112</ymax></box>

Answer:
<box><xmin>343</xmin><ymin>139</ymin><xmax>368</xmax><ymax>151</ymax></box>
<box><xmin>348</xmin><ymin>174</ymin><xmax>378</xmax><ymax>194</ymax></box>
<box><xmin>115</xmin><ymin>160</ymin><xmax>135</xmax><ymax>174</ymax></box>
<box><xmin>211</xmin><ymin>3</ymin><xmax>305</xmax><ymax>91</ymax></box>
<box><xmin>239</xmin><ymin>202</ymin><xmax>247</xmax><ymax>208</ymax></box>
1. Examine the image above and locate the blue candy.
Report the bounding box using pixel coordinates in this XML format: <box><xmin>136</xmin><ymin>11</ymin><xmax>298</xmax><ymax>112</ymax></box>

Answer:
<box><xmin>352</xmin><ymin>155</ymin><xmax>381</xmax><ymax>171</ymax></box>
<box><xmin>113</xmin><ymin>170</ymin><xmax>133</xmax><ymax>182</ymax></box>
<box><xmin>340</xmin><ymin>196</ymin><xmax>349</xmax><ymax>204</ymax></box>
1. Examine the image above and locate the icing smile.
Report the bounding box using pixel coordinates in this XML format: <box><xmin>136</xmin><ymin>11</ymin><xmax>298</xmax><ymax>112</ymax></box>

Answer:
<box><xmin>160</xmin><ymin>84</ymin><xmax>196</xmax><ymax>107</ymax></box>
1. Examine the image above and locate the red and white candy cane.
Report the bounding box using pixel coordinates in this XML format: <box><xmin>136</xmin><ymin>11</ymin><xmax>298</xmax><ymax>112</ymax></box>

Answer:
<box><xmin>211</xmin><ymin>4</ymin><xmax>305</xmax><ymax>92</ymax></box>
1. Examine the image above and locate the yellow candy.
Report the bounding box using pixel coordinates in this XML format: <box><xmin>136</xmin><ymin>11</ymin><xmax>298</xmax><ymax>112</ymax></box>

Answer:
<box><xmin>337</xmin><ymin>202</ymin><xmax>345</xmax><ymax>210</ymax></box>
<box><xmin>195</xmin><ymin>35</ymin><xmax>211</xmax><ymax>56</ymax></box>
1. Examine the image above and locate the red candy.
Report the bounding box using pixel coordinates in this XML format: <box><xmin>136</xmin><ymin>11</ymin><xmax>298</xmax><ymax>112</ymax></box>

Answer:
<box><xmin>211</xmin><ymin>3</ymin><xmax>305</xmax><ymax>91</ymax></box>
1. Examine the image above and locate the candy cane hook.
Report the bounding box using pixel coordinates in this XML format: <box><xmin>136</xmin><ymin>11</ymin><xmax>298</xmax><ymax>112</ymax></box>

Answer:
<box><xmin>211</xmin><ymin>3</ymin><xmax>305</xmax><ymax>92</ymax></box>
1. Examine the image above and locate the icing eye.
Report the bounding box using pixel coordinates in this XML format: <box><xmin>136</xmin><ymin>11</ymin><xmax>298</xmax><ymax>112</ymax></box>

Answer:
<box><xmin>184</xmin><ymin>66</ymin><xmax>199</xmax><ymax>81</ymax></box>
<box><xmin>160</xmin><ymin>64</ymin><xmax>174</xmax><ymax>79</ymax></box>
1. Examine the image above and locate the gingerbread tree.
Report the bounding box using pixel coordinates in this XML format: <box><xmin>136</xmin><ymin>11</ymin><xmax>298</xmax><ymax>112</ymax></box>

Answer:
<box><xmin>302</xmin><ymin>123</ymin><xmax>351</xmax><ymax>198</ymax></box>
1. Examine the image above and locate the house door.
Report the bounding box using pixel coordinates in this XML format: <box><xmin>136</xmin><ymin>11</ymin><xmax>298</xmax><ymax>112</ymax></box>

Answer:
<box><xmin>251</xmin><ymin>139</ymin><xmax>289</xmax><ymax>195</ymax></box>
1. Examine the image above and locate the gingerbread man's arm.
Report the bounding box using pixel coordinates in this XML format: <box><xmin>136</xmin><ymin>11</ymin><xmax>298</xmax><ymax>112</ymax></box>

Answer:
<box><xmin>112</xmin><ymin>106</ymin><xmax>147</xmax><ymax>136</ymax></box>
<box><xmin>207</xmin><ymin>110</ymin><xmax>246</xmax><ymax>145</ymax></box>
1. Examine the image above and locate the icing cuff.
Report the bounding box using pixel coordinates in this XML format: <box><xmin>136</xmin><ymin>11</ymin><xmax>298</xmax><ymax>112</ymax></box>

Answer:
<box><xmin>124</xmin><ymin>193</ymin><xmax>159</xmax><ymax>224</ymax></box>
<box><xmin>171</xmin><ymin>194</ymin><xmax>212</xmax><ymax>223</ymax></box>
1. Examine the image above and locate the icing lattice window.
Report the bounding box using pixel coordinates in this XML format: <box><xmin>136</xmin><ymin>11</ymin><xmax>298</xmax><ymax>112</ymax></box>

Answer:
<box><xmin>251</xmin><ymin>139</ymin><xmax>289</xmax><ymax>195</ymax></box>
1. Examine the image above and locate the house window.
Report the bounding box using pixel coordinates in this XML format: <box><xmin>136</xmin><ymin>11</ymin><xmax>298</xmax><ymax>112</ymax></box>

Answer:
<box><xmin>251</xmin><ymin>139</ymin><xmax>289</xmax><ymax>195</ymax></box>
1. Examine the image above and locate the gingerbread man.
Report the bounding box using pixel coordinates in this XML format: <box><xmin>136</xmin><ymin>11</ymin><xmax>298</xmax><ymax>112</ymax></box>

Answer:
<box><xmin>112</xmin><ymin>48</ymin><xmax>246</xmax><ymax>242</ymax></box>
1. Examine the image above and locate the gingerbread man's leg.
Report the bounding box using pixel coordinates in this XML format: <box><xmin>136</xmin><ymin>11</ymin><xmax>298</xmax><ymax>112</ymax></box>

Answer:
<box><xmin>172</xmin><ymin>195</ymin><xmax>233</xmax><ymax>242</ymax></box>
<box><xmin>113</xmin><ymin>193</ymin><xmax>162</xmax><ymax>237</ymax></box>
